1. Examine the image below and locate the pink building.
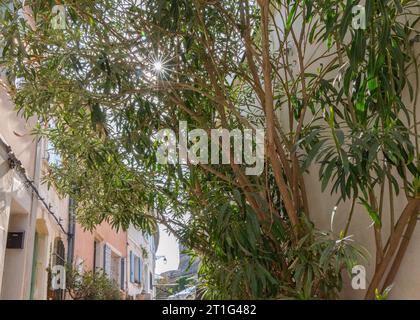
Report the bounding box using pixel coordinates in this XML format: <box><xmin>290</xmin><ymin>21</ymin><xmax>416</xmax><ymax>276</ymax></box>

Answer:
<box><xmin>73</xmin><ymin>222</ymin><xmax>127</xmax><ymax>293</ymax></box>
<box><xmin>72</xmin><ymin>220</ymin><xmax>159</xmax><ymax>300</ymax></box>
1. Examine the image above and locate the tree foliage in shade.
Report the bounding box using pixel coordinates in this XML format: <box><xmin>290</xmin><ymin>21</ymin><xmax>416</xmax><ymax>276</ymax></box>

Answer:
<box><xmin>1</xmin><ymin>0</ymin><xmax>419</xmax><ymax>299</ymax></box>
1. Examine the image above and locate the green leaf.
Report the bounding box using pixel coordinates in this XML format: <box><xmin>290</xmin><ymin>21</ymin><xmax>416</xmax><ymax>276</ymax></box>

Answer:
<box><xmin>304</xmin><ymin>140</ymin><xmax>325</xmax><ymax>170</ymax></box>
<box><xmin>367</xmin><ymin>77</ymin><xmax>378</xmax><ymax>92</ymax></box>
<box><xmin>321</xmin><ymin>161</ymin><xmax>335</xmax><ymax>191</ymax></box>
<box><xmin>335</xmin><ymin>130</ymin><xmax>344</xmax><ymax>146</ymax></box>
<box><xmin>359</xmin><ymin>198</ymin><xmax>382</xmax><ymax>227</ymax></box>
<box><xmin>286</xmin><ymin>1</ymin><xmax>299</xmax><ymax>31</ymax></box>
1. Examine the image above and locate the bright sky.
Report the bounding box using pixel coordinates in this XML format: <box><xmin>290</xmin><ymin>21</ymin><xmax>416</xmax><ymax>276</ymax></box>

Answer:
<box><xmin>156</xmin><ymin>224</ymin><xmax>179</xmax><ymax>274</ymax></box>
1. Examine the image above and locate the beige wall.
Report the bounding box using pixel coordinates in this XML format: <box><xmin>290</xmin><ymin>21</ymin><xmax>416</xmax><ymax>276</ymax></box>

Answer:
<box><xmin>0</xmin><ymin>89</ymin><xmax>37</xmax><ymax>178</ymax></box>
<box><xmin>0</xmin><ymin>85</ymin><xmax>36</xmax><ymax>299</ymax></box>
<box><xmin>0</xmin><ymin>85</ymin><xmax>69</xmax><ymax>300</ymax></box>
<box><xmin>273</xmin><ymin>6</ymin><xmax>420</xmax><ymax>299</ymax></box>
<box><xmin>0</xmin><ymin>146</ymin><xmax>12</xmax><ymax>294</ymax></box>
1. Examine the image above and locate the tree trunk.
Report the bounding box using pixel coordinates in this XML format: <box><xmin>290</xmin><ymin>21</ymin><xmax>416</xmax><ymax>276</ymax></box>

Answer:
<box><xmin>365</xmin><ymin>198</ymin><xmax>420</xmax><ymax>299</ymax></box>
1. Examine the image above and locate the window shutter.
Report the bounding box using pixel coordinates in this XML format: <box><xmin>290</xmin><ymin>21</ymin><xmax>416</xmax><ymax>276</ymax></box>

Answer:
<box><xmin>150</xmin><ymin>272</ymin><xmax>153</xmax><ymax>290</ymax></box>
<box><xmin>103</xmin><ymin>244</ymin><xmax>111</xmax><ymax>276</ymax></box>
<box><xmin>120</xmin><ymin>258</ymin><xmax>125</xmax><ymax>290</ymax></box>
<box><xmin>129</xmin><ymin>251</ymin><xmax>134</xmax><ymax>283</ymax></box>
<box><xmin>103</xmin><ymin>244</ymin><xmax>107</xmax><ymax>272</ymax></box>
<box><xmin>138</xmin><ymin>257</ymin><xmax>142</xmax><ymax>284</ymax></box>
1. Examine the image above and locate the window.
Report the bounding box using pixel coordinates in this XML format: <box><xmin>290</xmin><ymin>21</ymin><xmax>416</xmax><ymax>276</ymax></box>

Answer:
<box><xmin>130</xmin><ymin>251</ymin><xmax>142</xmax><ymax>284</ymax></box>
<box><xmin>134</xmin><ymin>256</ymin><xmax>141</xmax><ymax>283</ymax></box>
<box><xmin>104</xmin><ymin>244</ymin><xmax>123</xmax><ymax>288</ymax></box>
<box><xmin>103</xmin><ymin>244</ymin><xmax>112</xmax><ymax>275</ymax></box>
<box><xmin>144</xmin><ymin>264</ymin><xmax>148</xmax><ymax>292</ymax></box>
<box><xmin>149</xmin><ymin>272</ymin><xmax>153</xmax><ymax>291</ymax></box>
<box><xmin>149</xmin><ymin>235</ymin><xmax>155</xmax><ymax>252</ymax></box>
<box><xmin>54</xmin><ymin>238</ymin><xmax>65</xmax><ymax>266</ymax></box>
<box><xmin>111</xmin><ymin>251</ymin><xmax>120</xmax><ymax>285</ymax></box>
<box><xmin>134</xmin><ymin>256</ymin><xmax>139</xmax><ymax>282</ymax></box>
<box><xmin>50</xmin><ymin>238</ymin><xmax>65</xmax><ymax>300</ymax></box>
<box><xmin>75</xmin><ymin>257</ymin><xmax>84</xmax><ymax>274</ymax></box>
<box><xmin>93</xmin><ymin>240</ymin><xmax>102</xmax><ymax>271</ymax></box>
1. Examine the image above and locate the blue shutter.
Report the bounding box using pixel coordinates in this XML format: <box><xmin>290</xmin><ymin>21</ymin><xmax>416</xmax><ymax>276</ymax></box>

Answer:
<box><xmin>150</xmin><ymin>272</ymin><xmax>153</xmax><ymax>290</ymax></box>
<box><xmin>103</xmin><ymin>244</ymin><xmax>107</xmax><ymax>272</ymax></box>
<box><xmin>129</xmin><ymin>251</ymin><xmax>134</xmax><ymax>283</ymax></box>
<box><xmin>138</xmin><ymin>256</ymin><xmax>142</xmax><ymax>283</ymax></box>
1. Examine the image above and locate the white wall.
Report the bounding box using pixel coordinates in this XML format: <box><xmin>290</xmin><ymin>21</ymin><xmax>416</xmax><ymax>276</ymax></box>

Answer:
<box><xmin>272</xmin><ymin>4</ymin><xmax>420</xmax><ymax>299</ymax></box>
<box><xmin>127</xmin><ymin>224</ymin><xmax>156</xmax><ymax>299</ymax></box>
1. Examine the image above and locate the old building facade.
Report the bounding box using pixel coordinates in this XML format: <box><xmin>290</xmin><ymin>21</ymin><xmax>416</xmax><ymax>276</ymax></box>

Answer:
<box><xmin>0</xmin><ymin>86</ymin><xmax>158</xmax><ymax>299</ymax></box>
<box><xmin>0</xmin><ymin>86</ymin><xmax>70</xmax><ymax>300</ymax></box>
<box><xmin>126</xmin><ymin>224</ymin><xmax>158</xmax><ymax>300</ymax></box>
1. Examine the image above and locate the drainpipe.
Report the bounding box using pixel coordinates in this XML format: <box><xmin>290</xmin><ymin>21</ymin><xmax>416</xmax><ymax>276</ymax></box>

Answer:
<box><xmin>67</xmin><ymin>198</ymin><xmax>75</xmax><ymax>265</ymax></box>
<box><xmin>24</xmin><ymin>137</ymin><xmax>43</xmax><ymax>300</ymax></box>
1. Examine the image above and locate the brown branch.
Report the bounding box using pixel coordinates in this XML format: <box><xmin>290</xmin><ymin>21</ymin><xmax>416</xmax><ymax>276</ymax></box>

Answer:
<box><xmin>381</xmin><ymin>211</ymin><xmax>418</xmax><ymax>292</ymax></box>
<box><xmin>365</xmin><ymin>198</ymin><xmax>420</xmax><ymax>299</ymax></box>
<box><xmin>259</xmin><ymin>0</ymin><xmax>299</xmax><ymax>229</ymax></box>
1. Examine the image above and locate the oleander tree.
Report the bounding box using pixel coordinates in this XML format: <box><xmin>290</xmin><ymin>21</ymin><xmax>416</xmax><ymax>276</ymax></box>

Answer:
<box><xmin>1</xmin><ymin>0</ymin><xmax>419</xmax><ymax>299</ymax></box>
<box><xmin>64</xmin><ymin>266</ymin><xmax>122</xmax><ymax>300</ymax></box>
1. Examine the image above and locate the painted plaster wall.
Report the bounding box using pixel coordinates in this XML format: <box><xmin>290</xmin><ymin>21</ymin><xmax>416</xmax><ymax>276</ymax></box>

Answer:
<box><xmin>0</xmin><ymin>85</ymin><xmax>69</xmax><ymax>299</ymax></box>
<box><xmin>73</xmin><ymin>221</ymin><xmax>127</xmax><ymax>271</ymax></box>
<box><xmin>273</xmin><ymin>5</ymin><xmax>420</xmax><ymax>299</ymax></box>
